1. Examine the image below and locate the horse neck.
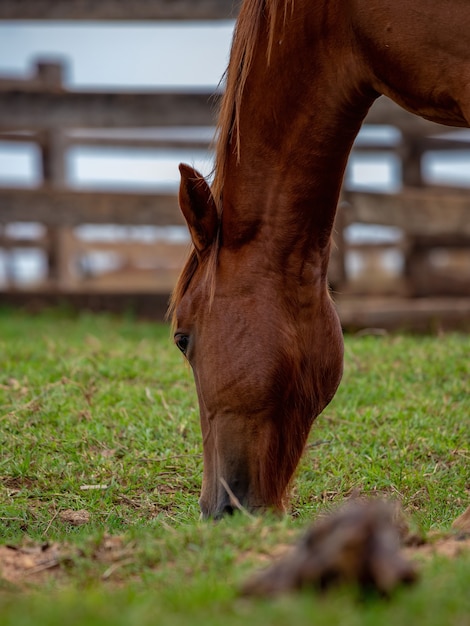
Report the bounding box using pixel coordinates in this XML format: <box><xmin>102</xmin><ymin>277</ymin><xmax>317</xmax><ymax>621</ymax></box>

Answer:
<box><xmin>219</xmin><ymin>5</ymin><xmax>376</xmax><ymax>278</ymax></box>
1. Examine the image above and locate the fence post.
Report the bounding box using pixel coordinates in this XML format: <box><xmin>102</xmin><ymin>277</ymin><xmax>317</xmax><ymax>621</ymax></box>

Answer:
<box><xmin>400</xmin><ymin>134</ymin><xmax>426</xmax><ymax>294</ymax></box>
<box><xmin>36</xmin><ymin>61</ymin><xmax>72</xmax><ymax>290</ymax></box>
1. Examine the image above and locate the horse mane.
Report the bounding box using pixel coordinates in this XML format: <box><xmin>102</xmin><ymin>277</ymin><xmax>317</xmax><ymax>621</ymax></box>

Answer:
<box><xmin>169</xmin><ymin>0</ymin><xmax>294</xmax><ymax>324</ymax></box>
<box><xmin>212</xmin><ymin>0</ymin><xmax>294</xmax><ymax>206</ymax></box>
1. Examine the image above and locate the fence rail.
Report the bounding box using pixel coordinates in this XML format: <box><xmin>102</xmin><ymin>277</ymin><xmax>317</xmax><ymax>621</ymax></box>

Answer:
<box><xmin>0</xmin><ymin>0</ymin><xmax>240</xmax><ymax>21</ymax></box>
<box><xmin>0</xmin><ymin>188</ymin><xmax>183</xmax><ymax>226</ymax></box>
<box><xmin>0</xmin><ymin>90</ymin><xmax>220</xmax><ymax>130</ymax></box>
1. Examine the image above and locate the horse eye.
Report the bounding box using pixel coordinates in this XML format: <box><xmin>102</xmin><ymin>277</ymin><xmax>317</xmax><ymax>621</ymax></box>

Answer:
<box><xmin>174</xmin><ymin>334</ymin><xmax>190</xmax><ymax>355</ymax></box>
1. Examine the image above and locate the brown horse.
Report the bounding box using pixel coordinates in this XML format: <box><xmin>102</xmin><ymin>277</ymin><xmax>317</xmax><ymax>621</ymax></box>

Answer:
<box><xmin>170</xmin><ymin>0</ymin><xmax>470</xmax><ymax>519</ymax></box>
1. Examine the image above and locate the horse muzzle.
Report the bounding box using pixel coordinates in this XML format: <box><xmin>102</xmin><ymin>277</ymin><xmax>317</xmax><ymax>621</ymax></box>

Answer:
<box><xmin>199</xmin><ymin>475</ymin><xmax>251</xmax><ymax>520</ymax></box>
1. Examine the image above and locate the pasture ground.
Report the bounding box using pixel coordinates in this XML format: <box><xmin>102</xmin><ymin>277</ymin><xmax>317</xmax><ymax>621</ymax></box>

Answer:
<box><xmin>0</xmin><ymin>308</ymin><xmax>469</xmax><ymax>625</ymax></box>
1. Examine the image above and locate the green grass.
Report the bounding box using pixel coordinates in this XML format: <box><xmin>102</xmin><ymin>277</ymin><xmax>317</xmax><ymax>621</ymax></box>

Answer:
<box><xmin>0</xmin><ymin>308</ymin><xmax>469</xmax><ymax>624</ymax></box>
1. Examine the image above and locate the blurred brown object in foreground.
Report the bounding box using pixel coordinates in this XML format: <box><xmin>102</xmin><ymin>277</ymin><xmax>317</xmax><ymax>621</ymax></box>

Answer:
<box><xmin>242</xmin><ymin>499</ymin><xmax>417</xmax><ymax>598</ymax></box>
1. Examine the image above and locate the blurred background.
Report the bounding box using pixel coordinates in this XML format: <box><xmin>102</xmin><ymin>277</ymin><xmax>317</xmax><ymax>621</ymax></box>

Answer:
<box><xmin>0</xmin><ymin>0</ymin><xmax>469</xmax><ymax>330</ymax></box>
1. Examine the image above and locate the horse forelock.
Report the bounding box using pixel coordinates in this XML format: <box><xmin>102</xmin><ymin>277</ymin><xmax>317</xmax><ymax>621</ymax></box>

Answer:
<box><xmin>168</xmin><ymin>235</ymin><xmax>220</xmax><ymax>329</ymax></box>
<box><xmin>167</xmin><ymin>248</ymin><xmax>199</xmax><ymax>329</ymax></box>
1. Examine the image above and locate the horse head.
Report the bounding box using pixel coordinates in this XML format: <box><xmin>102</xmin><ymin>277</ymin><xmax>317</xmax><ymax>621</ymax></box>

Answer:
<box><xmin>172</xmin><ymin>164</ymin><xmax>344</xmax><ymax>519</ymax></box>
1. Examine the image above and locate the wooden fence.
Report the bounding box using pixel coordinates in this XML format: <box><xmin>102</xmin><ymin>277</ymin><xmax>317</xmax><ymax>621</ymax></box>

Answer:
<box><xmin>1</xmin><ymin>1</ymin><xmax>470</xmax><ymax>329</ymax></box>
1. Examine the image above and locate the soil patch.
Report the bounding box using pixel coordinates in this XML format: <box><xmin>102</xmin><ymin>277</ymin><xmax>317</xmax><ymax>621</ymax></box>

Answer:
<box><xmin>0</xmin><ymin>535</ymin><xmax>135</xmax><ymax>591</ymax></box>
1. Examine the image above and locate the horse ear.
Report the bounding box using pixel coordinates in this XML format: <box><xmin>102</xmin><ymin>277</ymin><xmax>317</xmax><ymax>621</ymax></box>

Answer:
<box><xmin>178</xmin><ymin>163</ymin><xmax>218</xmax><ymax>254</ymax></box>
